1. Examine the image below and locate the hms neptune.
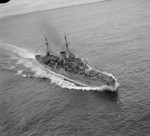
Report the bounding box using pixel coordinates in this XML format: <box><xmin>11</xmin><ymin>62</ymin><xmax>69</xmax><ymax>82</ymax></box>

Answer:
<box><xmin>35</xmin><ymin>36</ymin><xmax>119</xmax><ymax>91</ymax></box>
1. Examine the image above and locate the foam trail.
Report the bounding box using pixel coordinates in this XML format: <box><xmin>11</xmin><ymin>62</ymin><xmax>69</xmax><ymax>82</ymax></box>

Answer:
<box><xmin>0</xmin><ymin>42</ymin><xmax>119</xmax><ymax>91</ymax></box>
<box><xmin>9</xmin><ymin>66</ymin><xmax>15</xmax><ymax>69</ymax></box>
<box><xmin>0</xmin><ymin>42</ymin><xmax>35</xmax><ymax>59</ymax></box>
<box><xmin>17</xmin><ymin>70</ymin><xmax>23</xmax><ymax>75</ymax></box>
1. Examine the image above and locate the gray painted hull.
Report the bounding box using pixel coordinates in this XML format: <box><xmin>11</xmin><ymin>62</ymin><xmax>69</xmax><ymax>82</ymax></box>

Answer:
<box><xmin>35</xmin><ymin>55</ymin><xmax>118</xmax><ymax>90</ymax></box>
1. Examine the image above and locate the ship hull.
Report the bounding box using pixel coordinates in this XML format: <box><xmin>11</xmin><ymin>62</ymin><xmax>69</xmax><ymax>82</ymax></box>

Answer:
<box><xmin>35</xmin><ymin>55</ymin><xmax>119</xmax><ymax>91</ymax></box>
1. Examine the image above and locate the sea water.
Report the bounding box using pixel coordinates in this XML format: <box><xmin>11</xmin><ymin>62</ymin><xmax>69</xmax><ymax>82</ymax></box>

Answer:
<box><xmin>0</xmin><ymin>0</ymin><xmax>150</xmax><ymax>135</ymax></box>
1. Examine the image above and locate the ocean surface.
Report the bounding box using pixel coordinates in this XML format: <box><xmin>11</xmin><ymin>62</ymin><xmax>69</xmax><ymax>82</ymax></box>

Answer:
<box><xmin>0</xmin><ymin>0</ymin><xmax>150</xmax><ymax>135</ymax></box>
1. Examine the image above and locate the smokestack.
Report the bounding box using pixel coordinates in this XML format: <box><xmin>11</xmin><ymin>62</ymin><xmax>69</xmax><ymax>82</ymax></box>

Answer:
<box><xmin>60</xmin><ymin>51</ymin><xmax>66</xmax><ymax>59</ymax></box>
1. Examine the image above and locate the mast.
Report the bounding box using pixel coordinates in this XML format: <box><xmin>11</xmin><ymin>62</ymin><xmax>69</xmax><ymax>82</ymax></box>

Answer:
<box><xmin>64</xmin><ymin>35</ymin><xmax>70</xmax><ymax>56</ymax></box>
<box><xmin>64</xmin><ymin>35</ymin><xmax>75</xmax><ymax>58</ymax></box>
<box><xmin>45</xmin><ymin>36</ymin><xmax>52</xmax><ymax>56</ymax></box>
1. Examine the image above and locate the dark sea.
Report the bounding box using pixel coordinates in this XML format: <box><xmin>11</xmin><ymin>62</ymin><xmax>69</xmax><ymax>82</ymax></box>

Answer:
<box><xmin>0</xmin><ymin>0</ymin><xmax>150</xmax><ymax>135</ymax></box>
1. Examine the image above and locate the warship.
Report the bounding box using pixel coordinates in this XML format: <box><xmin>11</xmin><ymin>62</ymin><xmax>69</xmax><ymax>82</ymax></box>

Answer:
<box><xmin>35</xmin><ymin>36</ymin><xmax>119</xmax><ymax>91</ymax></box>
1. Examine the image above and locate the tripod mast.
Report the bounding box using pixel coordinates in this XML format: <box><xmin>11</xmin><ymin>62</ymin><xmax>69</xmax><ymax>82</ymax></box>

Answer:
<box><xmin>45</xmin><ymin>36</ymin><xmax>53</xmax><ymax>56</ymax></box>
